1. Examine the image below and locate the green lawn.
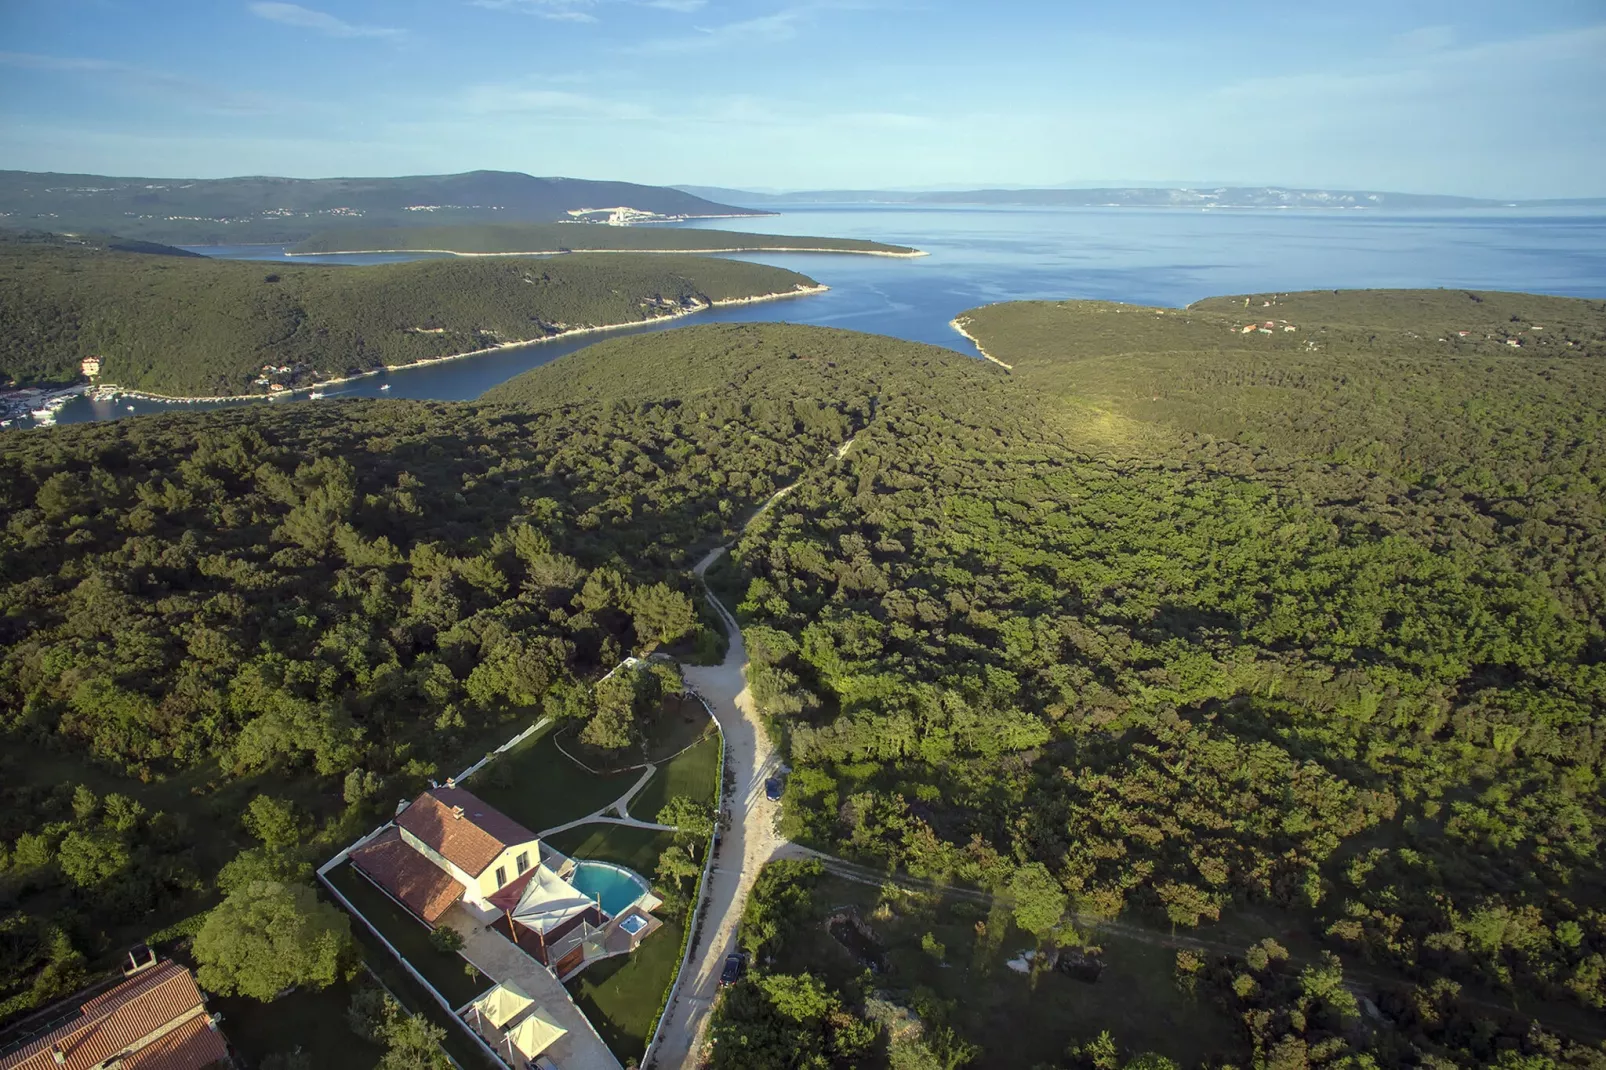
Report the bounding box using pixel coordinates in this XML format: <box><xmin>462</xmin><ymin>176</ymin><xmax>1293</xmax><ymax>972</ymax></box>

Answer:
<box><xmin>774</xmin><ymin>874</ymin><xmax>1243</xmax><ymax>1067</ymax></box>
<box><xmin>565</xmin><ymin>915</ymin><xmax>686</xmax><ymax>1065</ymax></box>
<box><xmin>545</xmin><ymin>823</ymin><xmax>678</xmax><ymax>878</ymax></box>
<box><xmin>640</xmin><ymin>695</ymin><xmax>717</xmax><ymax>763</ymax></box>
<box><xmin>630</xmin><ymin>734</ymin><xmax>720</xmax><ymax>821</ymax></box>
<box><xmin>325</xmin><ymin>863</ymin><xmax>487</xmax><ymax>1009</ymax></box>
<box><xmin>468</xmin><ymin>729</ymin><xmax>635</xmax><ymax>833</ymax></box>
<box><xmin>214</xmin><ymin>977</ymin><xmax>384</xmax><ymax>1070</ymax></box>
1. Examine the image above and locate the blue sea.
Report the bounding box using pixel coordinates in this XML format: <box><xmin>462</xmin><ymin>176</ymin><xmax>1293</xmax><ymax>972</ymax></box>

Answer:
<box><xmin>36</xmin><ymin>205</ymin><xmax>1606</xmax><ymax>427</ymax></box>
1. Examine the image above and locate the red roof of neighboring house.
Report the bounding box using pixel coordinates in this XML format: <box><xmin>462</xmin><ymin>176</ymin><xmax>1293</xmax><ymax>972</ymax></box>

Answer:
<box><xmin>119</xmin><ymin>1014</ymin><xmax>229</xmax><ymax>1070</ymax></box>
<box><xmin>395</xmin><ymin>788</ymin><xmax>537</xmax><ymax>878</ymax></box>
<box><xmin>0</xmin><ymin>962</ymin><xmax>223</xmax><ymax>1070</ymax></box>
<box><xmin>351</xmin><ymin>828</ymin><xmax>465</xmax><ymax>924</ymax></box>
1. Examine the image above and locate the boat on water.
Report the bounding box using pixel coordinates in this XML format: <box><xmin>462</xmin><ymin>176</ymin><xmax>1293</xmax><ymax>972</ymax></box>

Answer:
<box><xmin>380</xmin><ymin>383</ymin><xmax>391</xmax><ymax>391</ymax></box>
<box><xmin>309</xmin><ymin>391</ymin><xmax>326</xmax><ymax>399</ymax></box>
<box><xmin>126</xmin><ymin>405</ymin><xmax>136</xmax><ymax>411</ymax></box>
<box><xmin>30</xmin><ymin>408</ymin><xmax>56</xmax><ymax>423</ymax></box>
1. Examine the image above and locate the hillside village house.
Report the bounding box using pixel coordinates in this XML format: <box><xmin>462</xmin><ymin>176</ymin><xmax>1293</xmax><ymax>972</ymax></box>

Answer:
<box><xmin>79</xmin><ymin>357</ymin><xmax>101</xmax><ymax>378</ymax></box>
<box><xmin>0</xmin><ymin>952</ymin><xmax>230</xmax><ymax>1070</ymax></box>
<box><xmin>351</xmin><ymin>786</ymin><xmax>658</xmax><ymax>976</ymax></box>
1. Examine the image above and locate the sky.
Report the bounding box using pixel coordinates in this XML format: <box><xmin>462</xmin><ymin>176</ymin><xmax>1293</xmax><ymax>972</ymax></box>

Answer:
<box><xmin>1</xmin><ymin>0</ymin><xmax>1604</xmax><ymax>198</ymax></box>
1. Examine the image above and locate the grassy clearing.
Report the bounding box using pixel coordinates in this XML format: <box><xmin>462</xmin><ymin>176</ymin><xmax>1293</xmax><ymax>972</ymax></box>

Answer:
<box><xmin>468</xmin><ymin>728</ymin><xmax>635</xmax><ymax>833</ymax></box>
<box><xmin>214</xmin><ymin>977</ymin><xmax>384</xmax><ymax>1070</ymax></box>
<box><xmin>545</xmin><ymin>823</ymin><xmax>678</xmax><ymax>877</ymax></box>
<box><xmin>780</xmin><ymin>874</ymin><xmax>1243</xmax><ymax>1066</ymax></box>
<box><xmin>565</xmin><ymin>915</ymin><xmax>686</xmax><ymax>1065</ymax></box>
<box><xmin>641</xmin><ymin>694</ymin><xmax>717</xmax><ymax>764</ymax></box>
<box><xmin>325</xmin><ymin>863</ymin><xmax>486</xmax><ymax>1009</ymax></box>
<box><xmin>630</xmin><ymin>733</ymin><xmax>720</xmax><ymax>821</ymax></box>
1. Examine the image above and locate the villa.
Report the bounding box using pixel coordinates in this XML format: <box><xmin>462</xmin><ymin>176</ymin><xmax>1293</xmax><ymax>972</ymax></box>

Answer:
<box><xmin>351</xmin><ymin>786</ymin><xmax>662</xmax><ymax>977</ymax></box>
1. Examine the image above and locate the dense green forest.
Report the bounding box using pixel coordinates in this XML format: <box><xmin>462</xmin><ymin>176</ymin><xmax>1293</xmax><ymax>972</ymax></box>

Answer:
<box><xmin>0</xmin><ymin>168</ymin><xmax>759</xmax><ymax>244</ymax></box>
<box><xmin>0</xmin><ymin>330</ymin><xmax>925</xmax><ymax>1032</ymax></box>
<box><xmin>291</xmin><ymin>222</ymin><xmax>918</xmax><ymax>256</ymax></box>
<box><xmin>699</xmin><ymin>293</ymin><xmax>1606</xmax><ymax>1067</ymax></box>
<box><xmin>3</xmin><ymin>297</ymin><xmax>1605</xmax><ymax>1066</ymax></box>
<box><xmin>0</xmin><ymin>230</ymin><xmax>817</xmax><ymax>396</ymax></box>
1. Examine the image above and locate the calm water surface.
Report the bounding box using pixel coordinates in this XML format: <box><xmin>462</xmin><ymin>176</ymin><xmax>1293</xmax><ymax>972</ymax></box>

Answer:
<box><xmin>40</xmin><ymin>206</ymin><xmax>1606</xmax><ymax>427</ymax></box>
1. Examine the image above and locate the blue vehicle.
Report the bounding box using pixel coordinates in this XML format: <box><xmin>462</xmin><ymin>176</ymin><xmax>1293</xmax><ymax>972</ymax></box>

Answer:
<box><xmin>720</xmin><ymin>952</ymin><xmax>745</xmax><ymax>986</ymax></box>
<box><xmin>764</xmin><ymin>776</ymin><xmax>784</xmax><ymax>801</ymax></box>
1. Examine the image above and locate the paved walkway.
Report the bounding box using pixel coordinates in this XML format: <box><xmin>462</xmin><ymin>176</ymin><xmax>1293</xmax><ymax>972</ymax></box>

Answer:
<box><xmin>445</xmin><ymin>907</ymin><xmax>623</xmax><ymax>1070</ymax></box>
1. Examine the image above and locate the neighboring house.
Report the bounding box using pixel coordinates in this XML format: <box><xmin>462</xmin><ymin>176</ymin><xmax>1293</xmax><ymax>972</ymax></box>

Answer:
<box><xmin>0</xmin><ymin>955</ymin><xmax>230</xmax><ymax>1070</ymax></box>
<box><xmin>79</xmin><ymin>357</ymin><xmax>102</xmax><ymax>378</ymax></box>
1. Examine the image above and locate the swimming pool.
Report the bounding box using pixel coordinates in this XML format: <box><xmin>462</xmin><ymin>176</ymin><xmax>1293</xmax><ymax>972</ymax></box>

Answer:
<box><xmin>619</xmin><ymin>913</ymin><xmax>649</xmax><ymax>936</ymax></box>
<box><xmin>570</xmin><ymin>861</ymin><xmax>648</xmax><ymax>918</ymax></box>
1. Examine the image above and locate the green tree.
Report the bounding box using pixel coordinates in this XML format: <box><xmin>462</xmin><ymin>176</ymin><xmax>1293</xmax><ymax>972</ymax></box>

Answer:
<box><xmin>217</xmin><ymin>847</ymin><xmax>313</xmax><ymax>896</ymax></box>
<box><xmin>242</xmin><ymin>795</ymin><xmax>310</xmax><ymax>850</ymax></box>
<box><xmin>1008</xmin><ymin>862</ymin><xmax>1067</xmax><ymax>941</ymax></box>
<box><xmin>656</xmin><ymin>845</ymin><xmax>700</xmax><ymax>893</ymax></box>
<box><xmin>657</xmin><ymin>795</ymin><xmax>714</xmax><ymax>844</ymax></box>
<box><xmin>193</xmin><ymin>881</ymin><xmax>356</xmax><ymax>1001</ymax></box>
<box><xmin>56</xmin><ymin>829</ymin><xmax>130</xmax><ymax>887</ymax></box>
<box><xmin>631</xmin><ymin>582</ymin><xmax>697</xmax><ymax>648</ymax></box>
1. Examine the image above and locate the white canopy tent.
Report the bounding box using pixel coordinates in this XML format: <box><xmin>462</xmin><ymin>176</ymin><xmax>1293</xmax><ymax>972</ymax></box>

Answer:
<box><xmin>506</xmin><ymin>1007</ymin><xmax>567</xmax><ymax>1060</ymax></box>
<box><xmin>510</xmin><ymin>865</ymin><xmax>597</xmax><ymax>935</ymax></box>
<box><xmin>469</xmin><ymin>982</ymin><xmax>534</xmax><ymax>1030</ymax></box>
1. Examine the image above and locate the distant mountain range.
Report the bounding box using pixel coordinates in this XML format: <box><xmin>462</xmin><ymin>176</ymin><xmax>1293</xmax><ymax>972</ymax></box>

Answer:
<box><xmin>0</xmin><ymin>170</ymin><xmax>766</xmax><ymax>245</ymax></box>
<box><xmin>675</xmin><ymin>185</ymin><xmax>1606</xmax><ymax>211</ymax></box>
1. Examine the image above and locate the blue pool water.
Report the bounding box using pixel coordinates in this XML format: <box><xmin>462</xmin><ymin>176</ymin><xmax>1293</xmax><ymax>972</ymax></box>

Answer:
<box><xmin>570</xmin><ymin>861</ymin><xmax>647</xmax><ymax>917</ymax></box>
<box><xmin>619</xmin><ymin>913</ymin><xmax>648</xmax><ymax>935</ymax></box>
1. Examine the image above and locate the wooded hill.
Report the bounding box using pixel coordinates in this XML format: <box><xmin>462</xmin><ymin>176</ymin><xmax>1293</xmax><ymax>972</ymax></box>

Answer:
<box><xmin>0</xmin><ymin>230</ymin><xmax>817</xmax><ymax>396</ymax></box>
<box><xmin>0</xmin><ymin>169</ymin><xmax>761</xmax><ymax>245</ymax></box>
<box><xmin>291</xmin><ymin>222</ymin><xmax>918</xmax><ymax>256</ymax></box>
<box><xmin>3</xmin><ymin>296</ymin><xmax>1605</xmax><ymax>1067</ymax></box>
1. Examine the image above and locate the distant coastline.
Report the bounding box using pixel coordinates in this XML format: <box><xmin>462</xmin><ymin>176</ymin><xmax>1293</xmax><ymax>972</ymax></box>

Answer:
<box><xmin>91</xmin><ymin>283</ymin><xmax>832</xmax><ymax>405</ymax></box>
<box><xmin>282</xmin><ymin>245</ymin><xmax>927</xmax><ymax>259</ymax></box>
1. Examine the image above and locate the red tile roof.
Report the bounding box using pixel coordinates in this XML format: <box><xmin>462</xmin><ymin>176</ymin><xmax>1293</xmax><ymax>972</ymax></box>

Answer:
<box><xmin>0</xmin><ymin>963</ymin><xmax>220</xmax><ymax>1070</ymax></box>
<box><xmin>395</xmin><ymin>788</ymin><xmax>537</xmax><ymax>878</ymax></box>
<box><xmin>351</xmin><ymin>828</ymin><xmax>465</xmax><ymax>923</ymax></box>
<box><xmin>119</xmin><ymin>1013</ymin><xmax>228</xmax><ymax>1070</ymax></box>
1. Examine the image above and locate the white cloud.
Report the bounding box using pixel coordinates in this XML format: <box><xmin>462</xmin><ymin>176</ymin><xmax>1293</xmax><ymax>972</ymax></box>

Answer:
<box><xmin>247</xmin><ymin>3</ymin><xmax>402</xmax><ymax>39</ymax></box>
<box><xmin>0</xmin><ymin>51</ymin><xmax>277</xmax><ymax>114</ymax></box>
<box><xmin>470</xmin><ymin>0</ymin><xmax>599</xmax><ymax>20</ymax></box>
<box><xmin>645</xmin><ymin>0</ymin><xmax>707</xmax><ymax>11</ymax></box>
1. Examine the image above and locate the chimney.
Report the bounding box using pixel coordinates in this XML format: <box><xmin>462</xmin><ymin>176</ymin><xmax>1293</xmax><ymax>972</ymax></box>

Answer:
<box><xmin>452</xmin><ymin>806</ymin><xmax>465</xmax><ymax>820</ymax></box>
<box><xmin>446</xmin><ymin>777</ymin><xmax>456</xmax><ymax>788</ymax></box>
<box><xmin>53</xmin><ymin>1048</ymin><xmax>66</xmax><ymax>1066</ymax></box>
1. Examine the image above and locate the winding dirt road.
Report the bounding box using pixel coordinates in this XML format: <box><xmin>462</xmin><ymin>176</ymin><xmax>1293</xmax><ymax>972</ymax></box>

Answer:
<box><xmin>647</xmin><ymin>544</ymin><xmax>792</xmax><ymax>1069</ymax></box>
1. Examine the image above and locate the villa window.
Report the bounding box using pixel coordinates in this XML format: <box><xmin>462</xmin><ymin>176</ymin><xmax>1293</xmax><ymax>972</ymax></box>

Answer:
<box><xmin>495</xmin><ymin>866</ymin><xmax>507</xmax><ymax>888</ymax></box>
<box><xmin>516</xmin><ymin>851</ymin><xmax>530</xmax><ymax>875</ymax></box>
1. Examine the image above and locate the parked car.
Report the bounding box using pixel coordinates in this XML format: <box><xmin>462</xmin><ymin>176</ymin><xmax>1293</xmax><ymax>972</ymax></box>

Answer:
<box><xmin>764</xmin><ymin>777</ymin><xmax>784</xmax><ymax>801</ymax></box>
<box><xmin>720</xmin><ymin>952</ymin><xmax>746</xmax><ymax>986</ymax></box>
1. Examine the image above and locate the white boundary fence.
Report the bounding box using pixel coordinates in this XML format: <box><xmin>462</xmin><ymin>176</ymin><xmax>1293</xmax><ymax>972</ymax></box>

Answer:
<box><xmin>640</xmin><ymin>687</ymin><xmax>727</xmax><ymax>1070</ymax></box>
<box><xmin>318</xmin><ymin>864</ymin><xmax>509</xmax><ymax>1070</ymax></box>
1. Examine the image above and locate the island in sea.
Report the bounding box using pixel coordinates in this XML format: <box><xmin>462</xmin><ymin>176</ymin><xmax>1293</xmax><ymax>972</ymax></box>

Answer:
<box><xmin>0</xmin><ymin>228</ymin><xmax>825</xmax><ymax>400</ymax></box>
<box><xmin>288</xmin><ymin>221</ymin><xmax>922</xmax><ymax>258</ymax></box>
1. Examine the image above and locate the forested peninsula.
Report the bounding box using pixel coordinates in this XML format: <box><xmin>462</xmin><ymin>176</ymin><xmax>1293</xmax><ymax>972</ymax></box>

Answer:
<box><xmin>289</xmin><ymin>222</ymin><xmax>921</xmax><ymax>257</ymax></box>
<box><xmin>0</xmin><ymin>230</ymin><xmax>820</xmax><ymax>397</ymax></box>
<box><xmin>3</xmin><ymin>294</ymin><xmax>1605</xmax><ymax>1068</ymax></box>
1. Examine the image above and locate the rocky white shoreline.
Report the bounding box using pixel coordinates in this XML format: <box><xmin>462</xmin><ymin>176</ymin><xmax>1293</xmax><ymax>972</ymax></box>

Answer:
<box><xmin>93</xmin><ymin>284</ymin><xmax>832</xmax><ymax>405</ymax></box>
<box><xmin>949</xmin><ymin>314</ymin><xmax>1013</xmax><ymax>370</ymax></box>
